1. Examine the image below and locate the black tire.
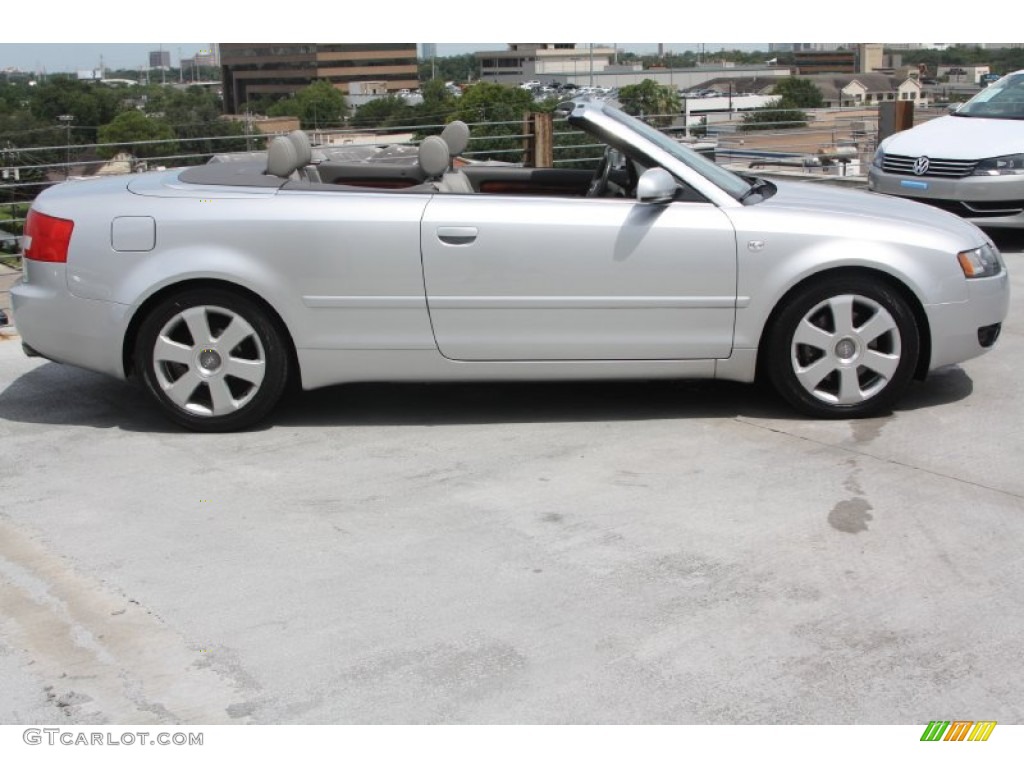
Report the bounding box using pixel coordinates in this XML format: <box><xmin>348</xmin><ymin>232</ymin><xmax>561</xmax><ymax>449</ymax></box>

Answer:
<box><xmin>135</xmin><ymin>288</ymin><xmax>289</xmax><ymax>432</ymax></box>
<box><xmin>765</xmin><ymin>275</ymin><xmax>920</xmax><ymax>419</ymax></box>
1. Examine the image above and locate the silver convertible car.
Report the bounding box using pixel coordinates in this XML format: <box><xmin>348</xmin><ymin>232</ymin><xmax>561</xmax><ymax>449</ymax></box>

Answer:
<box><xmin>12</xmin><ymin>100</ymin><xmax>1009</xmax><ymax>431</ymax></box>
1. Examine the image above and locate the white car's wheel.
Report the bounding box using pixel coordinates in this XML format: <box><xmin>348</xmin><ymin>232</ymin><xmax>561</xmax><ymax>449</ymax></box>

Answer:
<box><xmin>767</xmin><ymin>275</ymin><xmax>920</xmax><ymax>418</ymax></box>
<box><xmin>136</xmin><ymin>289</ymin><xmax>289</xmax><ymax>431</ymax></box>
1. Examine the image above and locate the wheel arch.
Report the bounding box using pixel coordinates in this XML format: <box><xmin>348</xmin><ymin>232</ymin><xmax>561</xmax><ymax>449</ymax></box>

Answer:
<box><xmin>756</xmin><ymin>266</ymin><xmax>932</xmax><ymax>383</ymax></box>
<box><xmin>121</xmin><ymin>278</ymin><xmax>301</xmax><ymax>387</ymax></box>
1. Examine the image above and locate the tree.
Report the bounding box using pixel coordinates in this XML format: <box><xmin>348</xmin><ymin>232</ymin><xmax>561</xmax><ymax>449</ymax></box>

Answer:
<box><xmin>268</xmin><ymin>80</ymin><xmax>347</xmax><ymax>129</ymax></box>
<box><xmin>144</xmin><ymin>86</ymin><xmax>247</xmax><ymax>161</ymax></box>
<box><xmin>30</xmin><ymin>76</ymin><xmax>123</xmax><ymax>143</ymax></box>
<box><xmin>417</xmin><ymin>54</ymin><xmax>479</xmax><ymax>84</ymax></box>
<box><xmin>771</xmin><ymin>78</ymin><xmax>823</xmax><ymax>109</ymax></box>
<box><xmin>739</xmin><ymin>77</ymin><xmax>820</xmax><ymax>133</ymax></box>
<box><xmin>97</xmin><ymin>110</ymin><xmax>177</xmax><ymax>159</ymax></box>
<box><xmin>449</xmin><ymin>82</ymin><xmax>536</xmax><ymax>161</ymax></box>
<box><xmin>617</xmin><ymin>79</ymin><xmax>681</xmax><ymax>127</ymax></box>
<box><xmin>351</xmin><ymin>95</ymin><xmax>415</xmax><ymax>129</ymax></box>
<box><xmin>740</xmin><ymin>107</ymin><xmax>809</xmax><ymax>132</ymax></box>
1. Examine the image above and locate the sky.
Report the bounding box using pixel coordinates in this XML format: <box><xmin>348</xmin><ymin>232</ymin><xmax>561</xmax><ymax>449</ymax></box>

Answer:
<box><xmin>1</xmin><ymin>1</ymin><xmax>1005</xmax><ymax>73</ymax></box>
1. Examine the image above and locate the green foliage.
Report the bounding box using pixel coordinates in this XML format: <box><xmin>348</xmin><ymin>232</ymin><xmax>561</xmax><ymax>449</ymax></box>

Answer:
<box><xmin>449</xmin><ymin>83</ymin><xmax>536</xmax><ymax>160</ymax></box>
<box><xmin>617</xmin><ymin>79</ymin><xmax>681</xmax><ymax>127</ymax></box>
<box><xmin>417</xmin><ymin>54</ymin><xmax>479</xmax><ymax>84</ymax></box>
<box><xmin>142</xmin><ymin>86</ymin><xmax>247</xmax><ymax>161</ymax></box>
<box><xmin>267</xmin><ymin>80</ymin><xmax>347</xmax><ymax>129</ymax></box>
<box><xmin>97</xmin><ymin>110</ymin><xmax>177</xmax><ymax>159</ymax></box>
<box><xmin>351</xmin><ymin>95</ymin><xmax>415</xmax><ymax>129</ymax></box>
<box><xmin>740</xmin><ymin>78</ymin><xmax>819</xmax><ymax>133</ymax></box>
<box><xmin>896</xmin><ymin>45</ymin><xmax>1024</xmax><ymax>74</ymax></box>
<box><xmin>771</xmin><ymin>78</ymin><xmax>823</xmax><ymax>109</ymax></box>
<box><xmin>740</xmin><ymin>106</ymin><xmax>809</xmax><ymax>132</ymax></box>
<box><xmin>29</xmin><ymin>76</ymin><xmax>123</xmax><ymax>143</ymax></box>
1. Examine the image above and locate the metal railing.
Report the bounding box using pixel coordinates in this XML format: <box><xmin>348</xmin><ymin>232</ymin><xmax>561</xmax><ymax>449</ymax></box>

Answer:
<box><xmin>0</xmin><ymin>108</ymin><xmax>897</xmax><ymax>322</ymax></box>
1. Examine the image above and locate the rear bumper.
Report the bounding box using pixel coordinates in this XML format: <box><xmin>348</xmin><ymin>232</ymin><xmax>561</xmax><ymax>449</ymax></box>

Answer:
<box><xmin>10</xmin><ymin>262</ymin><xmax>130</xmax><ymax>380</ymax></box>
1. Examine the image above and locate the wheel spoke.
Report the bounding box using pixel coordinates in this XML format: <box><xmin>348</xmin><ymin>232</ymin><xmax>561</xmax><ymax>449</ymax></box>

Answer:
<box><xmin>793</xmin><ymin>319</ymin><xmax>834</xmax><ymax>351</ymax></box>
<box><xmin>837</xmin><ymin>367</ymin><xmax>863</xmax><ymax>404</ymax></box>
<box><xmin>796</xmin><ymin>356</ymin><xmax>836</xmax><ymax>391</ymax></box>
<box><xmin>827</xmin><ymin>295</ymin><xmax>856</xmax><ymax>336</ymax></box>
<box><xmin>153</xmin><ymin>335</ymin><xmax>193</xmax><ymax>365</ymax></box>
<box><xmin>181</xmin><ymin>306</ymin><xmax>213</xmax><ymax>346</ymax></box>
<box><xmin>164</xmin><ymin>369</ymin><xmax>203</xmax><ymax>408</ymax></box>
<box><xmin>861</xmin><ymin>349</ymin><xmax>900</xmax><ymax>380</ymax></box>
<box><xmin>216</xmin><ymin>315</ymin><xmax>255</xmax><ymax>354</ymax></box>
<box><xmin>857</xmin><ymin>310</ymin><xmax>898</xmax><ymax>346</ymax></box>
<box><xmin>224</xmin><ymin>356</ymin><xmax>266</xmax><ymax>387</ymax></box>
<box><xmin>208</xmin><ymin>377</ymin><xmax>236</xmax><ymax>415</ymax></box>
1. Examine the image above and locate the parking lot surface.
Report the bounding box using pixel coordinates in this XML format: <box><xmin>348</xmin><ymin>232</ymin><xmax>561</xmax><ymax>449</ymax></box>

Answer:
<box><xmin>2</xmin><ymin>233</ymin><xmax>1023</xmax><ymax>724</ymax></box>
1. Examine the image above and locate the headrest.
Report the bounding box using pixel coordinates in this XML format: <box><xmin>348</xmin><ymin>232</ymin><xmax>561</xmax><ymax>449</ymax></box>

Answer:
<box><xmin>288</xmin><ymin>130</ymin><xmax>312</xmax><ymax>166</ymax></box>
<box><xmin>418</xmin><ymin>135</ymin><xmax>449</xmax><ymax>179</ymax></box>
<box><xmin>266</xmin><ymin>135</ymin><xmax>299</xmax><ymax>178</ymax></box>
<box><xmin>440</xmin><ymin>120</ymin><xmax>470</xmax><ymax>157</ymax></box>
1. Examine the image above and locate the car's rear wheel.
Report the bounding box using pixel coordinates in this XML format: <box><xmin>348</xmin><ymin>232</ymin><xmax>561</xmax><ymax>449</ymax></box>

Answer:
<box><xmin>766</xmin><ymin>275</ymin><xmax>920</xmax><ymax>419</ymax></box>
<box><xmin>135</xmin><ymin>289</ymin><xmax>289</xmax><ymax>431</ymax></box>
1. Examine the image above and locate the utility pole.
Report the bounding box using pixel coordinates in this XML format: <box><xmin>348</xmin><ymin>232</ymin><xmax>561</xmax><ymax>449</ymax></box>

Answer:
<box><xmin>58</xmin><ymin>115</ymin><xmax>74</xmax><ymax>178</ymax></box>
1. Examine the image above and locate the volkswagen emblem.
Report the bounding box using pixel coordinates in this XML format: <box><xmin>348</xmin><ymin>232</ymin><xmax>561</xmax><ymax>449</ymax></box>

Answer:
<box><xmin>913</xmin><ymin>156</ymin><xmax>930</xmax><ymax>176</ymax></box>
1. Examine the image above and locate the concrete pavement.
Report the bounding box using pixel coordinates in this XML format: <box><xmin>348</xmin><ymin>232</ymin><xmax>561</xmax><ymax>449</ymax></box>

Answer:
<box><xmin>1</xmin><ymin>235</ymin><xmax>1022</xmax><ymax>724</ymax></box>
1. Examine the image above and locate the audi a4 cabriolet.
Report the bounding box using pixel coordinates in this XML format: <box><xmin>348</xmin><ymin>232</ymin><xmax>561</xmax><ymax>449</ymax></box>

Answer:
<box><xmin>12</xmin><ymin>100</ymin><xmax>1009</xmax><ymax>431</ymax></box>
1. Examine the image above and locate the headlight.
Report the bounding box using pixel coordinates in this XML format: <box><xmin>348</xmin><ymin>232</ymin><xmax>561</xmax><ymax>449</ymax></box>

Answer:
<box><xmin>871</xmin><ymin>148</ymin><xmax>885</xmax><ymax>169</ymax></box>
<box><xmin>973</xmin><ymin>154</ymin><xmax>1024</xmax><ymax>176</ymax></box>
<box><xmin>957</xmin><ymin>242</ymin><xmax>1003</xmax><ymax>278</ymax></box>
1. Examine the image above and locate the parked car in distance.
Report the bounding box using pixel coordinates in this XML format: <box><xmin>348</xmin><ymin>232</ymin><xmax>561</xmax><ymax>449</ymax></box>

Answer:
<box><xmin>12</xmin><ymin>100</ymin><xmax>1009</xmax><ymax>431</ymax></box>
<box><xmin>869</xmin><ymin>70</ymin><xmax>1024</xmax><ymax>228</ymax></box>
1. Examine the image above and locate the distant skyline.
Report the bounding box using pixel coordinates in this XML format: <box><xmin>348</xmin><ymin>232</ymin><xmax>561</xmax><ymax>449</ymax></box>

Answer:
<box><xmin>0</xmin><ymin>43</ymin><xmax>784</xmax><ymax>74</ymax></box>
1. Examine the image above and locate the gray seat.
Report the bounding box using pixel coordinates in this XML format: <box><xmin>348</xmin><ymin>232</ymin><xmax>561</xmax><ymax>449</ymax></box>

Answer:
<box><xmin>266</xmin><ymin>130</ymin><xmax>319</xmax><ymax>181</ymax></box>
<box><xmin>437</xmin><ymin>120</ymin><xmax>474</xmax><ymax>193</ymax></box>
<box><xmin>418</xmin><ymin>136</ymin><xmax>450</xmax><ymax>189</ymax></box>
<box><xmin>287</xmin><ymin>130</ymin><xmax>320</xmax><ymax>182</ymax></box>
<box><xmin>266</xmin><ymin>135</ymin><xmax>299</xmax><ymax>179</ymax></box>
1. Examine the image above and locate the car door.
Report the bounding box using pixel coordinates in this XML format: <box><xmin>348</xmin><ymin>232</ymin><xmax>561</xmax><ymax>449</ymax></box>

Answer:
<box><xmin>420</xmin><ymin>194</ymin><xmax>738</xmax><ymax>361</ymax></box>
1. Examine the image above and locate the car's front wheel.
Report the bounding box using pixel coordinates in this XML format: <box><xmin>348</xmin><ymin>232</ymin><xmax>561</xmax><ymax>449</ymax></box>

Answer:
<box><xmin>766</xmin><ymin>275</ymin><xmax>920</xmax><ymax>419</ymax></box>
<box><xmin>135</xmin><ymin>289</ymin><xmax>289</xmax><ymax>431</ymax></box>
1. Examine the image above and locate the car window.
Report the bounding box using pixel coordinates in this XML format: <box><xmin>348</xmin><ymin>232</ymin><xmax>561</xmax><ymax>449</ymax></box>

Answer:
<box><xmin>955</xmin><ymin>72</ymin><xmax>1024</xmax><ymax>119</ymax></box>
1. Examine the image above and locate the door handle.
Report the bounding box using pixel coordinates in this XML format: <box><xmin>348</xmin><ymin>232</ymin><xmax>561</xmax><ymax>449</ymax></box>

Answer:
<box><xmin>437</xmin><ymin>226</ymin><xmax>478</xmax><ymax>245</ymax></box>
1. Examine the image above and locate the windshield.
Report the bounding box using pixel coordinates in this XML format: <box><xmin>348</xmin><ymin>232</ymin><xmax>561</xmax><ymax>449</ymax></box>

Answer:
<box><xmin>954</xmin><ymin>72</ymin><xmax>1024</xmax><ymax>119</ymax></box>
<box><xmin>600</xmin><ymin>105</ymin><xmax>753</xmax><ymax>199</ymax></box>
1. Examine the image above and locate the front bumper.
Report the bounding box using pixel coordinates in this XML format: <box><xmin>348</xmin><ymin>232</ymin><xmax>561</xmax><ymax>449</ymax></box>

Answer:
<box><xmin>868</xmin><ymin>169</ymin><xmax>1024</xmax><ymax>229</ymax></box>
<box><xmin>10</xmin><ymin>261</ymin><xmax>130</xmax><ymax>380</ymax></box>
<box><xmin>925</xmin><ymin>269</ymin><xmax>1010</xmax><ymax>370</ymax></box>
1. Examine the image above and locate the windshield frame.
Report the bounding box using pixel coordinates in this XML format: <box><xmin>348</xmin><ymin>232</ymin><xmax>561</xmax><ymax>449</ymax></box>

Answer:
<box><xmin>567</xmin><ymin>100</ymin><xmax>752</xmax><ymax>204</ymax></box>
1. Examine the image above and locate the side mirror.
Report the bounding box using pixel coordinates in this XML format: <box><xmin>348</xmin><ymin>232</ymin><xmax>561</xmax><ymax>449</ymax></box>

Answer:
<box><xmin>947</xmin><ymin>102</ymin><xmax>963</xmax><ymax>114</ymax></box>
<box><xmin>636</xmin><ymin>168</ymin><xmax>677</xmax><ymax>204</ymax></box>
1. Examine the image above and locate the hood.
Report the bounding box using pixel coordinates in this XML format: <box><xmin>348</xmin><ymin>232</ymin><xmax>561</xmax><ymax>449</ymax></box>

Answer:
<box><xmin>758</xmin><ymin>179</ymin><xmax>987</xmax><ymax>244</ymax></box>
<box><xmin>880</xmin><ymin>114</ymin><xmax>1024</xmax><ymax>160</ymax></box>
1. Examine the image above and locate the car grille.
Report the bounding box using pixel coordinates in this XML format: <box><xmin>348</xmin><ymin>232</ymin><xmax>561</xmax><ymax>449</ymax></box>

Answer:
<box><xmin>903</xmin><ymin>196</ymin><xmax>1024</xmax><ymax>218</ymax></box>
<box><xmin>882</xmin><ymin>154</ymin><xmax>978</xmax><ymax>178</ymax></box>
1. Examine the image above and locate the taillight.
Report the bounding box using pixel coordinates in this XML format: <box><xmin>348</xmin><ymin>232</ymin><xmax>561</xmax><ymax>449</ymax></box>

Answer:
<box><xmin>24</xmin><ymin>209</ymin><xmax>74</xmax><ymax>263</ymax></box>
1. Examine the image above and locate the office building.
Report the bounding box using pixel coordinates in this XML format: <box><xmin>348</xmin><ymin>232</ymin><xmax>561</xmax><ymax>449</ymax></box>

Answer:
<box><xmin>219</xmin><ymin>44</ymin><xmax>418</xmax><ymax>113</ymax></box>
